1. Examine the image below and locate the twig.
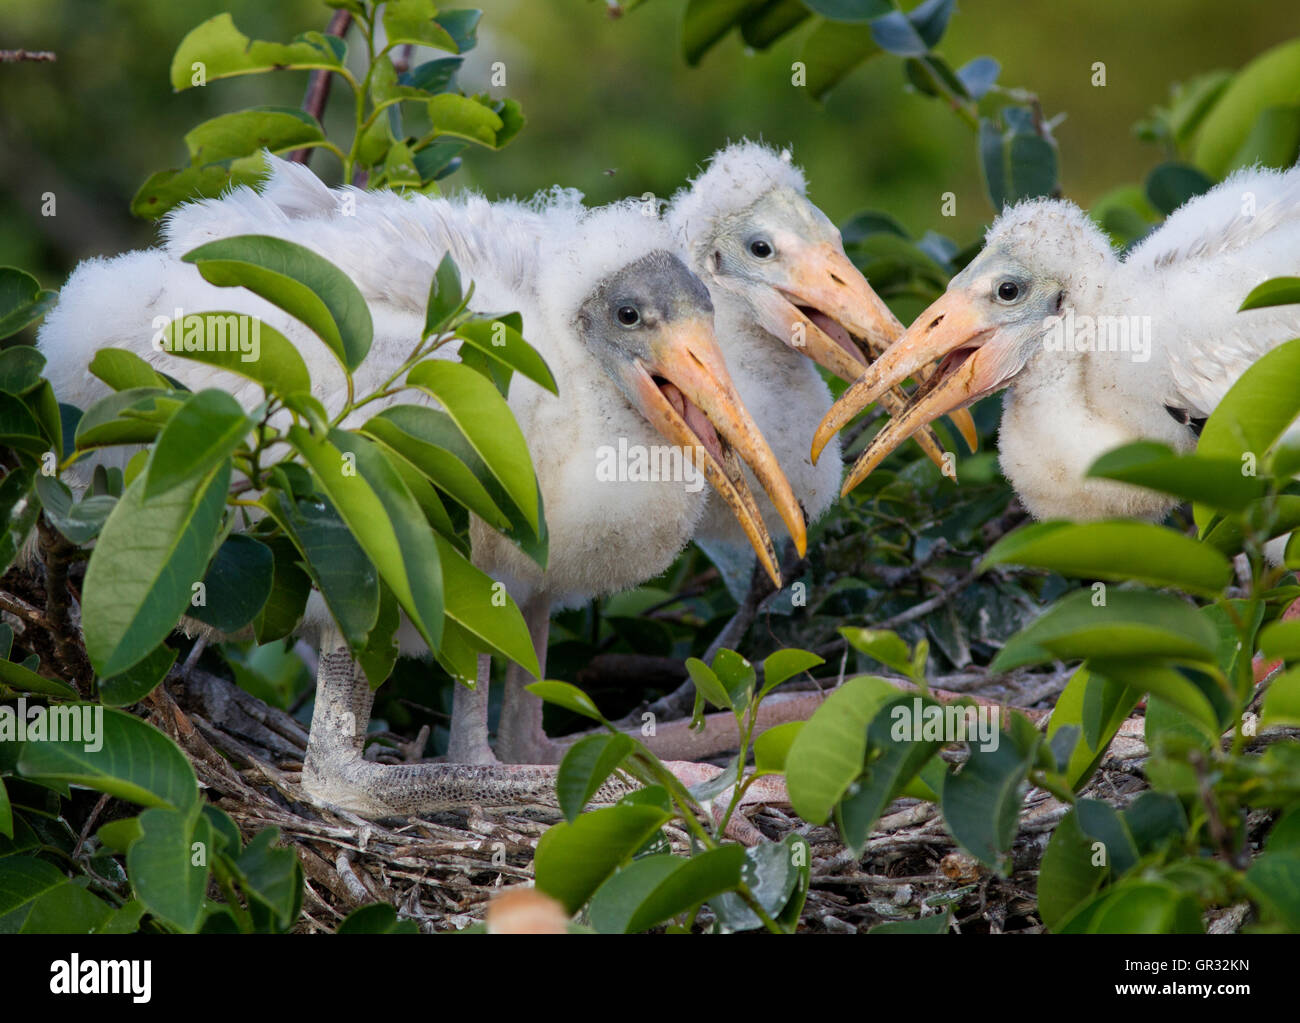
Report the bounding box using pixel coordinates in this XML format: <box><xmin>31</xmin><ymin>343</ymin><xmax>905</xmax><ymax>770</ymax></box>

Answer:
<box><xmin>289</xmin><ymin>11</ymin><xmax>353</xmax><ymax>165</ymax></box>
<box><xmin>0</xmin><ymin>49</ymin><xmax>56</xmax><ymax>63</ymax></box>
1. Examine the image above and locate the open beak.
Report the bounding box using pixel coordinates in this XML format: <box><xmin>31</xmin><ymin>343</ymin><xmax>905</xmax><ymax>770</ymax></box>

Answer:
<box><xmin>624</xmin><ymin>316</ymin><xmax>806</xmax><ymax>587</ymax></box>
<box><xmin>761</xmin><ymin>243</ymin><xmax>979</xmax><ymax>463</ymax></box>
<box><xmin>812</xmin><ymin>290</ymin><xmax>1005</xmax><ymax>496</ymax></box>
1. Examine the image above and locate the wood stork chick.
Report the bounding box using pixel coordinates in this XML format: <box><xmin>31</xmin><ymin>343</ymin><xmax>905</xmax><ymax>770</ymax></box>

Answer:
<box><xmin>38</xmin><ymin>178</ymin><xmax>803</xmax><ymax>810</ymax></box>
<box><xmin>669</xmin><ymin>142</ymin><xmax>978</xmax><ymax>595</ymax></box>
<box><xmin>814</xmin><ymin>166</ymin><xmax>1300</xmax><ymax>521</ymax></box>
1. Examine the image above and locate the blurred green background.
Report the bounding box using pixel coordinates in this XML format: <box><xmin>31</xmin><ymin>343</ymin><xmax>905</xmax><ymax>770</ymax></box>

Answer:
<box><xmin>2</xmin><ymin>0</ymin><xmax>1295</xmax><ymax>285</ymax></box>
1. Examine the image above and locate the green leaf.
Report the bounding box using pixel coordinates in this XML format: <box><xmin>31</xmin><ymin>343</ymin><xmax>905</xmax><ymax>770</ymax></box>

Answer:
<box><xmin>337</xmin><ymin>902</ymin><xmax>420</xmax><ymax>933</ymax></box>
<box><xmin>132</xmin><ymin>154</ymin><xmax>271</xmax><ymax>220</ymax></box>
<box><xmin>0</xmin><ymin>391</ymin><xmax>47</xmax><ymax>456</ymax></box>
<box><xmin>424</xmin><ymin>253</ymin><xmax>466</xmax><ymax>336</ymax></box>
<box><xmin>1261</xmin><ymin>666</ymin><xmax>1300</xmax><ymax>729</ymax></box>
<box><xmin>145</xmin><ymin>389</ymin><xmax>254</xmax><ymax>501</ymax></box>
<box><xmin>527</xmin><ymin>681</ymin><xmax>606</xmax><ymax>723</ymax></box>
<box><xmin>685</xmin><ymin>657</ymin><xmax>731</xmax><ymax>710</ymax></box>
<box><xmin>82</xmin><ymin>459</ymin><xmax>230</xmax><ymax>677</ymax></box>
<box><xmin>981</xmin><ymin>520</ymin><xmax>1233</xmax><ymax>597</ymax></box>
<box><xmin>18</xmin><ymin>706</ymin><xmax>198</xmax><ymax>812</ymax></box>
<box><xmin>170</xmin><ymin>13</ymin><xmax>345</xmax><ymax>91</ymax></box>
<box><xmin>1192</xmin><ymin>37</ymin><xmax>1300</xmax><ymax>178</ymax></box>
<box><xmin>260</xmin><ymin>492</ymin><xmax>378</xmax><ymax>652</ymax></box>
<box><xmin>229</xmin><ymin>827</ymin><xmax>302</xmax><ymax>931</ymax></box>
<box><xmin>753</xmin><ymin>721</ymin><xmax>803</xmax><ymax>775</ymax></box>
<box><xmin>455</xmin><ymin>319</ymin><xmax>557</xmax><ymax>395</ymax></box>
<box><xmin>0</xmin><ymin>656</ymin><xmax>78</xmax><ymax>699</ymax></box>
<box><xmin>869</xmin><ymin>911</ymin><xmax>951</xmax><ymax>934</ymax></box>
<box><xmin>534</xmin><ymin>804</ymin><xmax>672</xmax><ymax>914</ymax></box>
<box><xmin>1196</xmin><ymin>336</ymin><xmax>1300</xmax><ymax>529</ymax></box>
<box><xmin>991</xmin><ymin>589</ymin><xmax>1219</xmax><ymax>673</ymax></box>
<box><xmin>406</xmin><ymin>359</ymin><xmax>539</xmax><ymax>533</ymax></box>
<box><xmin>1144</xmin><ymin>161</ymin><xmax>1214</xmax><ymax>216</ymax></box>
<box><xmin>189</xmin><ymin>533</ymin><xmax>274</xmax><ymax>634</ymax></box>
<box><xmin>712</xmin><ymin>649</ymin><xmax>756</xmax><ymax>711</ymax></box>
<box><xmin>182</xmin><ymin>235</ymin><xmax>373</xmax><ymax>372</ymax></box>
<box><xmin>160</xmin><ymin>314</ymin><xmax>312</xmax><ymax>396</ymax></box>
<box><xmin>680</xmin><ymin>0</ymin><xmax>756</xmax><ymax>65</ymax></box>
<box><xmin>360</xmin><ymin>406</ymin><xmax>512</xmax><ymax>532</ymax></box>
<box><xmin>1245</xmin><ymin>851</ymin><xmax>1300</xmax><ymax>930</ymax></box>
<box><xmin>252</xmin><ymin>536</ymin><xmax>312</xmax><ymax>644</ymax></box>
<box><xmin>802</xmin><ymin>1</ymin><xmax>892</xmax><ymax>21</ymax></box>
<box><xmin>0</xmin><ymin>468</ymin><xmax>39</xmax><ymax>578</ymax></box>
<box><xmin>99</xmin><ymin>643</ymin><xmax>178</xmax><ymax>707</ymax></box>
<box><xmin>840</xmin><ymin>627</ymin><xmax>913</xmax><ymax>675</ymax></box>
<box><xmin>589</xmin><ymin>846</ymin><xmax>746</xmax><ymax>933</ymax></box>
<box><xmin>1087</xmin><ymin>441</ymin><xmax>1266</xmax><ymax>514</ymax></box>
<box><xmin>290</xmin><ymin>427</ymin><xmax>443</xmax><ymax>651</ymax></box>
<box><xmin>435</xmin><ymin>533</ymin><xmax>539</xmax><ymax>675</ymax></box>
<box><xmin>425</xmin><ymin>93</ymin><xmax>504</xmax><ymax>147</ymax></box>
<box><xmin>383</xmin><ymin>0</ymin><xmax>460</xmax><ymax>51</ymax></box>
<box><xmin>1038</xmin><ymin>807</ymin><xmax>1109</xmax><ymax>931</ymax></box>
<box><xmin>786</xmin><ymin>675</ymin><xmax>899</xmax><ymax>824</ymax></box>
<box><xmin>556</xmin><ymin>733</ymin><xmax>635</xmax><ymax>822</ymax></box>
<box><xmin>127</xmin><ymin>806</ymin><xmax>210</xmax><ymax>932</ymax></box>
<box><xmin>800</xmin><ymin>20</ymin><xmax>880</xmax><ymax>100</ymax></box>
<box><xmin>73</xmin><ymin>387</ymin><xmax>181</xmax><ymax>449</ymax></box>
<box><xmin>184</xmin><ymin>107</ymin><xmax>327</xmax><ymax>164</ymax></box>
<box><xmin>1240</xmin><ymin>276</ymin><xmax>1300</xmax><ymax>311</ymax></box>
<box><xmin>0</xmin><ymin>857</ymin><xmax>113</xmax><ymax>934</ymax></box>
<box><xmin>711</xmin><ymin>834</ymin><xmax>807</xmax><ymax>932</ymax></box>
<box><xmin>0</xmin><ymin>345</ymin><xmax>45</xmax><ymax>394</ymax></box>
<box><xmin>837</xmin><ymin>693</ymin><xmax>946</xmax><ymax>855</ymax></box>
<box><xmin>0</xmin><ymin>268</ymin><xmax>56</xmax><ymax>341</ymax></box>
<box><xmin>88</xmin><ymin>348</ymin><xmax>169</xmax><ymax>392</ymax></box>
<box><xmin>759</xmin><ymin>648</ymin><xmax>824</xmax><ymax>700</ymax></box>
<box><xmin>940</xmin><ymin>713</ymin><xmax>1039</xmax><ymax>873</ymax></box>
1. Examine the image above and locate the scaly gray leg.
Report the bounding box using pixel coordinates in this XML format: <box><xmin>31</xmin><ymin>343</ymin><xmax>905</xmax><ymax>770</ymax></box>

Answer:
<box><xmin>446</xmin><ymin>653</ymin><xmax>497</xmax><ymax>765</ymax></box>
<box><xmin>497</xmin><ymin>594</ymin><xmax>563</xmax><ymax>764</ymax></box>
<box><xmin>301</xmin><ymin>623</ymin><xmax>618</xmax><ymax>814</ymax></box>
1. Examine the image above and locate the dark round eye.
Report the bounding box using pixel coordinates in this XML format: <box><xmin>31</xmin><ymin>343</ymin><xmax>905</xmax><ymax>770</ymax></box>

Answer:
<box><xmin>996</xmin><ymin>280</ymin><xmax>1020</xmax><ymax>302</ymax></box>
<box><xmin>749</xmin><ymin>239</ymin><xmax>773</xmax><ymax>259</ymax></box>
<box><xmin>616</xmin><ymin>305</ymin><xmax>640</xmax><ymax>326</ymax></box>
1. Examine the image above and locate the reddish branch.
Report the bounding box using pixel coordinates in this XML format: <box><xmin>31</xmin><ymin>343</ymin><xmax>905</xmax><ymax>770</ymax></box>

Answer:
<box><xmin>289</xmin><ymin>10</ymin><xmax>353</xmax><ymax>166</ymax></box>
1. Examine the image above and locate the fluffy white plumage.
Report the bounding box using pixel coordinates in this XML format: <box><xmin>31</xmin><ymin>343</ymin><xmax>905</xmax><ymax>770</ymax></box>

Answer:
<box><xmin>37</xmin><ymin>163</ymin><xmax>713</xmax><ymax>633</ymax></box>
<box><xmin>991</xmin><ymin>166</ymin><xmax>1300</xmax><ymax>521</ymax></box>
<box><xmin>667</xmin><ymin>142</ymin><xmax>843</xmax><ymax>592</ymax></box>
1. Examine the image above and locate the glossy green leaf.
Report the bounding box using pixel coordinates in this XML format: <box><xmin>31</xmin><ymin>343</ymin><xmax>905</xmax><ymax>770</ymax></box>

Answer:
<box><xmin>184</xmin><ymin>106</ymin><xmax>326</xmax><ymax>164</ymax></box>
<box><xmin>759</xmin><ymin>648</ymin><xmax>824</xmax><ymax>700</ymax></box>
<box><xmin>159</xmin><ymin>314</ymin><xmax>312</xmax><ymax>396</ymax></box>
<box><xmin>127</xmin><ymin>806</ymin><xmax>211</xmax><ymax>932</ymax></box>
<box><xmin>188</xmin><ymin>533</ymin><xmax>274</xmax><ymax>634</ymax></box>
<box><xmin>981</xmin><ymin>520</ymin><xmax>1233</xmax><ymax>596</ymax></box>
<box><xmin>145</xmin><ymin>389</ymin><xmax>254</xmax><ymax>500</ymax></box>
<box><xmin>534</xmin><ymin>804</ymin><xmax>672</xmax><ymax>914</ymax></box>
<box><xmin>685</xmin><ymin>657</ymin><xmax>731</xmax><ymax>710</ymax></box>
<box><xmin>990</xmin><ymin>589</ymin><xmax>1219</xmax><ymax>673</ymax></box>
<box><xmin>169</xmin><ymin>13</ymin><xmax>345</xmax><ymax>91</ymax></box>
<box><xmin>1261</xmin><ymin>666</ymin><xmax>1300</xmax><ymax>729</ymax></box>
<box><xmin>18</xmin><ymin>706</ymin><xmax>198</xmax><ymax>812</ymax></box>
<box><xmin>556</xmin><ymin>733</ymin><xmax>635</xmax><ymax>823</ymax></box>
<box><xmin>590</xmin><ymin>845</ymin><xmax>745</xmax><ymax>933</ymax></box>
<box><xmin>1240</xmin><ymin>276</ymin><xmax>1300</xmax><ymax>311</ymax></box>
<box><xmin>753</xmin><ymin>721</ymin><xmax>803</xmax><ymax>775</ymax></box>
<box><xmin>383</xmin><ymin>0</ymin><xmax>459</xmax><ymax>51</ymax></box>
<box><xmin>527</xmin><ymin>681</ymin><xmax>606</xmax><ymax>723</ymax></box>
<box><xmin>252</xmin><ymin>536</ymin><xmax>313</xmax><ymax>644</ymax></box>
<box><xmin>82</xmin><ymin>459</ymin><xmax>230</xmax><ymax>677</ymax></box>
<box><xmin>0</xmin><ymin>345</ymin><xmax>46</xmax><ymax>394</ymax></box>
<box><xmin>1087</xmin><ymin>442</ymin><xmax>1266</xmax><ymax>514</ymax></box>
<box><xmin>182</xmin><ymin>235</ymin><xmax>372</xmax><ymax>372</ymax></box>
<box><xmin>99</xmin><ymin>643</ymin><xmax>178</xmax><ymax>707</ymax></box>
<box><xmin>786</xmin><ymin>675</ymin><xmax>899</xmax><ymax>824</ymax></box>
<box><xmin>406</xmin><ymin>359</ymin><xmax>539</xmax><ymax>533</ymax></box>
<box><xmin>0</xmin><ymin>268</ymin><xmax>56</xmax><ymax>341</ymax></box>
<box><xmin>800</xmin><ymin>21</ymin><xmax>880</xmax><ymax>100</ymax></box>
<box><xmin>0</xmin><ymin>656</ymin><xmax>78</xmax><ymax>700</ymax></box>
<box><xmin>455</xmin><ymin>319</ymin><xmax>557</xmax><ymax>395</ymax></box>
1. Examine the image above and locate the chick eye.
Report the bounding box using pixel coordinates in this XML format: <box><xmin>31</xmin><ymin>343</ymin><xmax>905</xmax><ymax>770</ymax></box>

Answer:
<box><xmin>616</xmin><ymin>305</ymin><xmax>640</xmax><ymax>327</ymax></box>
<box><xmin>749</xmin><ymin>239</ymin><xmax>774</xmax><ymax>259</ymax></box>
<box><xmin>996</xmin><ymin>280</ymin><xmax>1021</xmax><ymax>302</ymax></box>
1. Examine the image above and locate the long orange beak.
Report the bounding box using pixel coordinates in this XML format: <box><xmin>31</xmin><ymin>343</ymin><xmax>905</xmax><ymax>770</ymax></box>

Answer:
<box><xmin>813</xmin><ymin>290</ymin><xmax>1002</xmax><ymax>496</ymax></box>
<box><xmin>625</xmin><ymin>316</ymin><xmax>806</xmax><ymax>586</ymax></box>
<box><xmin>760</xmin><ymin>243</ymin><xmax>978</xmax><ymax>465</ymax></box>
